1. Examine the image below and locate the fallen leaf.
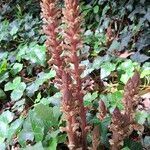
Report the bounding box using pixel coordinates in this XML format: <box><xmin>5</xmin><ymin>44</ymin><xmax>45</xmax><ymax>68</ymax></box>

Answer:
<box><xmin>119</xmin><ymin>51</ymin><xmax>135</xmax><ymax>58</ymax></box>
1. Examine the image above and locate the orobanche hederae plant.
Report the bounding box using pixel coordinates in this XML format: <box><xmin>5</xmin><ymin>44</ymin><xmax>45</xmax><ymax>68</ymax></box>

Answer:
<box><xmin>40</xmin><ymin>0</ymin><xmax>143</xmax><ymax>150</ymax></box>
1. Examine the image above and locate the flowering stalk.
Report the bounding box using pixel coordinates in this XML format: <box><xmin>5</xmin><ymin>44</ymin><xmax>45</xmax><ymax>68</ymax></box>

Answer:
<box><xmin>62</xmin><ymin>0</ymin><xmax>87</xmax><ymax>149</ymax></box>
<box><xmin>109</xmin><ymin>72</ymin><xmax>141</xmax><ymax>150</ymax></box>
<box><xmin>41</xmin><ymin>0</ymin><xmax>63</xmax><ymax>78</ymax></box>
<box><xmin>41</xmin><ymin>0</ymin><xmax>87</xmax><ymax>149</ymax></box>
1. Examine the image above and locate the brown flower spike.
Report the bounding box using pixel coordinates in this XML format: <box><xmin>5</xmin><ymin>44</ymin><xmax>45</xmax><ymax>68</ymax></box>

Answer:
<box><xmin>41</xmin><ymin>0</ymin><xmax>87</xmax><ymax>149</ymax></box>
<box><xmin>62</xmin><ymin>0</ymin><xmax>87</xmax><ymax>149</ymax></box>
<box><xmin>109</xmin><ymin>72</ymin><xmax>141</xmax><ymax>150</ymax></box>
<box><xmin>41</xmin><ymin>0</ymin><xmax>63</xmax><ymax>79</ymax></box>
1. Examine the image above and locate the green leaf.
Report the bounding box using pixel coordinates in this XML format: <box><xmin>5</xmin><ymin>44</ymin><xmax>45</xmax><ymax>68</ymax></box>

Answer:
<box><xmin>120</xmin><ymin>72</ymin><xmax>134</xmax><ymax>84</ymax></box>
<box><xmin>118</xmin><ymin>60</ymin><xmax>136</xmax><ymax>84</ymax></box>
<box><xmin>11</xmin><ymin>88</ymin><xmax>25</xmax><ymax>101</ymax></box>
<box><xmin>30</xmin><ymin>115</ymin><xmax>44</xmax><ymax>143</ymax></box>
<box><xmin>18</xmin><ymin>117</ymin><xmax>34</xmax><ymax>147</ymax></box>
<box><xmin>124</xmin><ymin>138</ymin><xmax>142</xmax><ymax>150</ymax></box>
<box><xmin>135</xmin><ymin>110</ymin><xmax>149</xmax><ymax>125</ymax></box>
<box><xmin>84</xmin><ymin>92</ymin><xmax>98</xmax><ymax>106</ymax></box>
<box><xmin>143</xmin><ymin>136</ymin><xmax>150</xmax><ymax>149</ymax></box>
<box><xmin>48</xmin><ymin>137</ymin><xmax>57</xmax><ymax>150</ymax></box>
<box><xmin>7</xmin><ymin>118</ymin><xmax>23</xmax><ymax>142</ymax></box>
<box><xmin>94</xmin><ymin>5</ymin><xmax>99</xmax><ymax>14</ymax></box>
<box><xmin>34</xmin><ymin>104</ymin><xmax>56</xmax><ymax>127</ymax></box>
<box><xmin>57</xmin><ymin>134</ymin><xmax>67</xmax><ymax>144</ymax></box>
<box><xmin>0</xmin><ymin>110</ymin><xmax>14</xmax><ymax>124</ymax></box>
<box><xmin>99</xmin><ymin>117</ymin><xmax>111</xmax><ymax>146</ymax></box>
<box><xmin>102</xmin><ymin>5</ymin><xmax>110</xmax><ymax>16</ymax></box>
<box><xmin>101</xmin><ymin>62</ymin><xmax>116</xmax><ymax>79</ymax></box>
<box><xmin>11</xmin><ymin>63</ymin><xmax>23</xmax><ymax>75</ymax></box>
<box><xmin>53</xmin><ymin>106</ymin><xmax>61</xmax><ymax>122</ymax></box>
<box><xmin>141</xmin><ymin>62</ymin><xmax>150</xmax><ymax>78</ymax></box>
<box><xmin>0</xmin><ymin>72</ymin><xmax>9</xmax><ymax>84</ymax></box>
<box><xmin>0</xmin><ymin>111</ymin><xmax>14</xmax><ymax>143</ymax></box>
<box><xmin>17</xmin><ymin>43</ymin><xmax>46</xmax><ymax>66</ymax></box>
<box><xmin>118</xmin><ymin>60</ymin><xmax>134</xmax><ymax>71</ymax></box>
<box><xmin>0</xmin><ymin>88</ymin><xmax>6</xmax><ymax>100</ymax></box>
<box><xmin>4</xmin><ymin>77</ymin><xmax>26</xmax><ymax>101</ymax></box>
<box><xmin>27</xmin><ymin>70</ymin><xmax>55</xmax><ymax>96</ymax></box>
<box><xmin>0</xmin><ymin>142</ymin><xmax>5</xmax><ymax>150</ymax></box>
<box><xmin>9</xmin><ymin>20</ymin><xmax>20</xmax><ymax>36</ymax></box>
<box><xmin>108</xmin><ymin>40</ymin><xmax>120</xmax><ymax>52</ymax></box>
<box><xmin>107</xmin><ymin>91</ymin><xmax>124</xmax><ymax>111</ymax></box>
<box><xmin>19</xmin><ymin>110</ymin><xmax>44</xmax><ymax>147</ymax></box>
<box><xmin>131</xmin><ymin>52</ymin><xmax>149</xmax><ymax>63</ymax></box>
<box><xmin>4</xmin><ymin>82</ymin><xmax>14</xmax><ymax>91</ymax></box>
<box><xmin>0</xmin><ymin>59</ymin><xmax>7</xmax><ymax>74</ymax></box>
<box><xmin>0</xmin><ymin>122</ymin><xmax>8</xmax><ymax>143</ymax></box>
<box><xmin>0</xmin><ymin>51</ymin><xmax>8</xmax><ymax>61</ymax></box>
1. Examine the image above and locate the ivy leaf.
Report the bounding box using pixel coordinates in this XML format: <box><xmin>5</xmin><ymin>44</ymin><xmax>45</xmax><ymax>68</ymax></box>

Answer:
<box><xmin>48</xmin><ymin>137</ymin><xmax>57</xmax><ymax>150</ymax></box>
<box><xmin>7</xmin><ymin>118</ymin><xmax>23</xmax><ymax>142</ymax></box>
<box><xmin>108</xmin><ymin>40</ymin><xmax>120</xmax><ymax>52</ymax></box>
<box><xmin>9</xmin><ymin>20</ymin><xmax>20</xmax><ymax>36</ymax></box>
<box><xmin>11</xmin><ymin>83</ymin><xmax>26</xmax><ymax>101</ymax></box>
<box><xmin>135</xmin><ymin>110</ymin><xmax>149</xmax><ymax>125</ymax></box>
<box><xmin>34</xmin><ymin>104</ymin><xmax>56</xmax><ymax>128</ymax></box>
<box><xmin>118</xmin><ymin>60</ymin><xmax>136</xmax><ymax>84</ymax></box>
<box><xmin>143</xmin><ymin>136</ymin><xmax>150</xmax><ymax>149</ymax></box>
<box><xmin>18</xmin><ymin>113</ymin><xmax>38</xmax><ymax>147</ymax></box>
<box><xmin>118</xmin><ymin>60</ymin><xmax>134</xmax><ymax>71</ymax></box>
<box><xmin>141</xmin><ymin>62</ymin><xmax>150</xmax><ymax>78</ymax></box>
<box><xmin>0</xmin><ymin>88</ymin><xmax>6</xmax><ymax>100</ymax></box>
<box><xmin>17</xmin><ymin>43</ymin><xmax>46</xmax><ymax>66</ymax></box>
<box><xmin>27</xmin><ymin>70</ymin><xmax>55</xmax><ymax>96</ymax></box>
<box><xmin>107</xmin><ymin>91</ymin><xmax>124</xmax><ymax>111</ymax></box>
<box><xmin>4</xmin><ymin>77</ymin><xmax>26</xmax><ymax>101</ymax></box>
<box><xmin>101</xmin><ymin>62</ymin><xmax>116</xmax><ymax>79</ymax></box>
<box><xmin>30</xmin><ymin>113</ymin><xmax>44</xmax><ymax>143</ymax></box>
<box><xmin>84</xmin><ymin>92</ymin><xmax>98</xmax><ymax>106</ymax></box>
<box><xmin>0</xmin><ymin>51</ymin><xmax>8</xmax><ymax>61</ymax></box>
<box><xmin>0</xmin><ymin>59</ymin><xmax>7</xmax><ymax>74</ymax></box>
<box><xmin>94</xmin><ymin>5</ymin><xmax>99</xmax><ymax>14</ymax></box>
<box><xmin>99</xmin><ymin>117</ymin><xmax>111</xmax><ymax>146</ymax></box>
<box><xmin>0</xmin><ymin>122</ymin><xmax>8</xmax><ymax>143</ymax></box>
<box><xmin>0</xmin><ymin>111</ymin><xmax>14</xmax><ymax>143</ymax></box>
<box><xmin>131</xmin><ymin>52</ymin><xmax>149</xmax><ymax>63</ymax></box>
<box><xmin>0</xmin><ymin>110</ymin><xmax>14</xmax><ymax>124</ymax></box>
<box><xmin>120</xmin><ymin>72</ymin><xmax>134</xmax><ymax>84</ymax></box>
<box><xmin>53</xmin><ymin>106</ymin><xmax>61</xmax><ymax>122</ymax></box>
<box><xmin>11</xmin><ymin>63</ymin><xmax>23</xmax><ymax>75</ymax></box>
